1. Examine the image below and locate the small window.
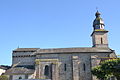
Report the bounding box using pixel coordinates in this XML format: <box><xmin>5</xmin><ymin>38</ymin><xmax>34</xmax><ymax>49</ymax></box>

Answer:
<box><xmin>64</xmin><ymin>64</ymin><xmax>67</xmax><ymax>71</ymax></box>
<box><xmin>101</xmin><ymin>37</ymin><xmax>103</xmax><ymax>44</ymax></box>
<box><xmin>83</xmin><ymin>63</ymin><xmax>86</xmax><ymax>71</ymax></box>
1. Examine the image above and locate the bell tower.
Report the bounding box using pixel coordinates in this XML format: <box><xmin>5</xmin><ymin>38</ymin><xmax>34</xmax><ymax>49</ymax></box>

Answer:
<box><xmin>91</xmin><ymin>11</ymin><xmax>108</xmax><ymax>47</ymax></box>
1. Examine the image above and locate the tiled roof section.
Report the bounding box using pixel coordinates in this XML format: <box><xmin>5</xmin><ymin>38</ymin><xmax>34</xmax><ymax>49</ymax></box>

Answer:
<box><xmin>13</xmin><ymin>48</ymin><xmax>39</xmax><ymax>52</ymax></box>
<box><xmin>4</xmin><ymin>67</ymin><xmax>35</xmax><ymax>75</ymax></box>
<box><xmin>0</xmin><ymin>65</ymin><xmax>11</xmax><ymax>70</ymax></box>
<box><xmin>36</xmin><ymin>47</ymin><xmax>113</xmax><ymax>54</ymax></box>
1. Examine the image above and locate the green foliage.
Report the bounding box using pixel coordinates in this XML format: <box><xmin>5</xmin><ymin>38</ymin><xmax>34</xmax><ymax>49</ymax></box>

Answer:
<box><xmin>0</xmin><ymin>75</ymin><xmax>8</xmax><ymax>80</ymax></box>
<box><xmin>92</xmin><ymin>58</ymin><xmax>120</xmax><ymax>80</ymax></box>
<box><xmin>92</xmin><ymin>65</ymin><xmax>111</xmax><ymax>80</ymax></box>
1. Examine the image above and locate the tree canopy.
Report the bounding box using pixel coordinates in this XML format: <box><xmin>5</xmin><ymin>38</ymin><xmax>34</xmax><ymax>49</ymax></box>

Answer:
<box><xmin>92</xmin><ymin>58</ymin><xmax>120</xmax><ymax>80</ymax></box>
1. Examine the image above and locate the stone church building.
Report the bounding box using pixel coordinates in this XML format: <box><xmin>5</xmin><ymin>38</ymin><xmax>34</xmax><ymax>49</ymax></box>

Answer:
<box><xmin>5</xmin><ymin>11</ymin><xmax>116</xmax><ymax>80</ymax></box>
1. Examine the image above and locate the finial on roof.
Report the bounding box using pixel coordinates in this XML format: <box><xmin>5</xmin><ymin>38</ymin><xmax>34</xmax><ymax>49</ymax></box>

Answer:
<box><xmin>95</xmin><ymin>10</ymin><xmax>101</xmax><ymax>18</ymax></box>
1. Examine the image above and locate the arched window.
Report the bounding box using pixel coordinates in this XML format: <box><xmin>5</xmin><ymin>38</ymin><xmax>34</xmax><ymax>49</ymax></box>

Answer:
<box><xmin>44</xmin><ymin>65</ymin><xmax>49</xmax><ymax>76</ymax></box>
<box><xmin>19</xmin><ymin>76</ymin><xmax>22</xmax><ymax>79</ymax></box>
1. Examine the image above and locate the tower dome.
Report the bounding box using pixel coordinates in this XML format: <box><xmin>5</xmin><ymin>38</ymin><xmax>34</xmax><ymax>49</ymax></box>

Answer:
<box><xmin>93</xmin><ymin>11</ymin><xmax>105</xmax><ymax>30</ymax></box>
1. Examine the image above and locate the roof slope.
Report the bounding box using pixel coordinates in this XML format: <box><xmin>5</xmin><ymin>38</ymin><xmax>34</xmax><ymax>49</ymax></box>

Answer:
<box><xmin>13</xmin><ymin>48</ymin><xmax>39</xmax><ymax>52</ymax></box>
<box><xmin>35</xmin><ymin>47</ymin><xmax>113</xmax><ymax>54</ymax></box>
<box><xmin>4</xmin><ymin>67</ymin><xmax>35</xmax><ymax>75</ymax></box>
<box><xmin>12</xmin><ymin>47</ymin><xmax>113</xmax><ymax>54</ymax></box>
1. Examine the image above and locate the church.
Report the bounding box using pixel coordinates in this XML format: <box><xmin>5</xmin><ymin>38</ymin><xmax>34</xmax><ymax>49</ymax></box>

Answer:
<box><xmin>5</xmin><ymin>11</ymin><xmax>117</xmax><ymax>80</ymax></box>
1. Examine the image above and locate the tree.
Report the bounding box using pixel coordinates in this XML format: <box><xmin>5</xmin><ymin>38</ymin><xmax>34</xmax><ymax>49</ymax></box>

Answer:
<box><xmin>92</xmin><ymin>58</ymin><xmax>120</xmax><ymax>80</ymax></box>
<box><xmin>92</xmin><ymin>65</ymin><xmax>108</xmax><ymax>80</ymax></box>
<box><xmin>0</xmin><ymin>75</ymin><xmax>8</xmax><ymax>80</ymax></box>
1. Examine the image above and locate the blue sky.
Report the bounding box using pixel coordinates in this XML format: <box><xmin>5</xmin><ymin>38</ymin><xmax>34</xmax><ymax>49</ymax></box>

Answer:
<box><xmin>0</xmin><ymin>0</ymin><xmax>120</xmax><ymax>65</ymax></box>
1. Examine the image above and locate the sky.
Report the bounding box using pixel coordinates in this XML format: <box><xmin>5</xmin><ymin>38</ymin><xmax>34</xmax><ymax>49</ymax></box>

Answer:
<box><xmin>0</xmin><ymin>0</ymin><xmax>120</xmax><ymax>65</ymax></box>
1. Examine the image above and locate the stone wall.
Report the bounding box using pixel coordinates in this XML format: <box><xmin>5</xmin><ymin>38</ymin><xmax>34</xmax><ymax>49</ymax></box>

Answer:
<box><xmin>36</xmin><ymin>52</ymin><xmax>110</xmax><ymax>80</ymax></box>
<box><xmin>12</xmin><ymin>52</ymin><xmax>35</xmax><ymax>66</ymax></box>
<box><xmin>12</xmin><ymin>75</ymin><xmax>25</xmax><ymax>80</ymax></box>
<box><xmin>11</xmin><ymin>48</ymin><xmax>114</xmax><ymax>80</ymax></box>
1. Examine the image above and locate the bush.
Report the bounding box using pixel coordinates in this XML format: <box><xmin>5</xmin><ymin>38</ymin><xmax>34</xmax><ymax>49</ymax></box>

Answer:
<box><xmin>92</xmin><ymin>58</ymin><xmax>120</xmax><ymax>80</ymax></box>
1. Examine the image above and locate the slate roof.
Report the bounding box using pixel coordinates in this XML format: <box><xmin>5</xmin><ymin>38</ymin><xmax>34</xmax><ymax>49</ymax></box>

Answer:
<box><xmin>13</xmin><ymin>48</ymin><xmax>39</xmax><ymax>52</ymax></box>
<box><xmin>4</xmin><ymin>67</ymin><xmax>35</xmax><ymax>75</ymax></box>
<box><xmin>35</xmin><ymin>47</ymin><xmax>113</xmax><ymax>54</ymax></box>
<box><xmin>13</xmin><ymin>47</ymin><xmax>113</xmax><ymax>54</ymax></box>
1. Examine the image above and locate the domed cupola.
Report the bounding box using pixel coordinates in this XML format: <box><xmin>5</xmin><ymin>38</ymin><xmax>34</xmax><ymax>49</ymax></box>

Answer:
<box><xmin>93</xmin><ymin>11</ymin><xmax>105</xmax><ymax>30</ymax></box>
